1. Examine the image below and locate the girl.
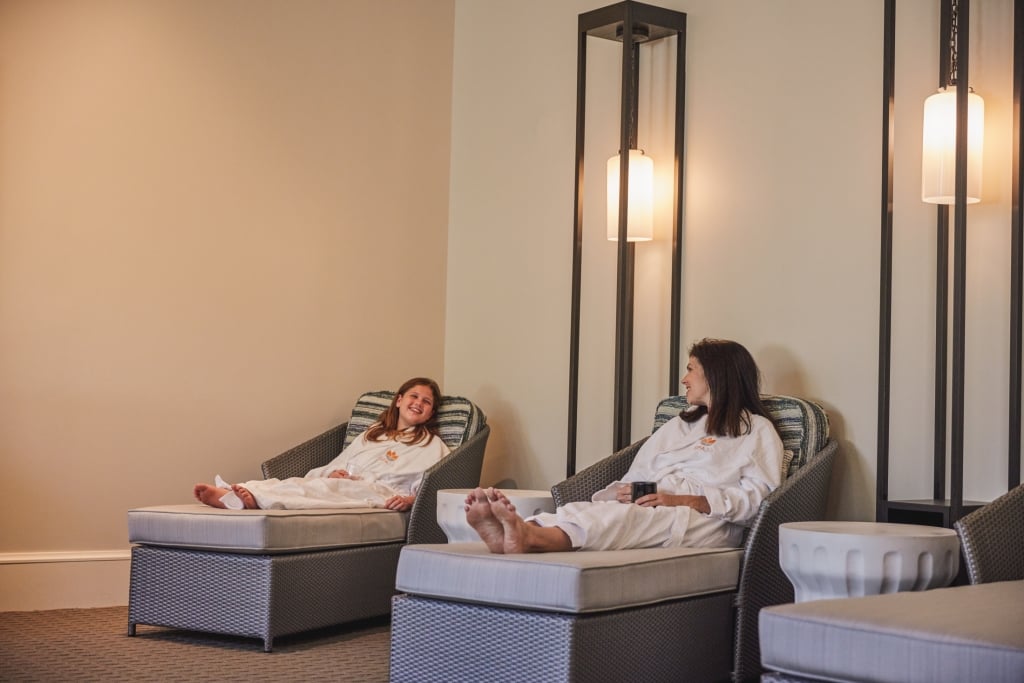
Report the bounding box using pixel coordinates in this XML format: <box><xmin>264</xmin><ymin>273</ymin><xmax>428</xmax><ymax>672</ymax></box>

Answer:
<box><xmin>194</xmin><ymin>377</ymin><xmax>449</xmax><ymax>511</ymax></box>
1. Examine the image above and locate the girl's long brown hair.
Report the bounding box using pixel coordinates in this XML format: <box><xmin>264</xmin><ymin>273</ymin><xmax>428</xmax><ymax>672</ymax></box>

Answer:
<box><xmin>364</xmin><ymin>377</ymin><xmax>443</xmax><ymax>446</ymax></box>
<box><xmin>679</xmin><ymin>339</ymin><xmax>770</xmax><ymax>437</ymax></box>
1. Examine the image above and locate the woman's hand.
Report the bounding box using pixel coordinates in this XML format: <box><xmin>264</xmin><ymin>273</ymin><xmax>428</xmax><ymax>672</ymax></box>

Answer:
<box><xmin>634</xmin><ymin>492</ymin><xmax>711</xmax><ymax>514</ymax></box>
<box><xmin>384</xmin><ymin>494</ymin><xmax>415</xmax><ymax>511</ymax></box>
<box><xmin>614</xmin><ymin>484</ymin><xmax>633</xmax><ymax>504</ymax></box>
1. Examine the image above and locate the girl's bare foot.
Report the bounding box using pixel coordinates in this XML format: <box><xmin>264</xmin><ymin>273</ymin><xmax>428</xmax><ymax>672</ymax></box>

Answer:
<box><xmin>231</xmin><ymin>485</ymin><xmax>259</xmax><ymax>509</ymax></box>
<box><xmin>465</xmin><ymin>487</ymin><xmax>505</xmax><ymax>553</ymax></box>
<box><xmin>194</xmin><ymin>483</ymin><xmax>229</xmax><ymax>508</ymax></box>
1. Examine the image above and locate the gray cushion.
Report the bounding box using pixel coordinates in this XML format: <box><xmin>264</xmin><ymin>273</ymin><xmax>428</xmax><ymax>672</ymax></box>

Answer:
<box><xmin>127</xmin><ymin>504</ymin><xmax>407</xmax><ymax>554</ymax></box>
<box><xmin>344</xmin><ymin>391</ymin><xmax>486</xmax><ymax>450</ymax></box>
<box><xmin>395</xmin><ymin>543</ymin><xmax>743</xmax><ymax>613</ymax></box>
<box><xmin>759</xmin><ymin>580</ymin><xmax>1024</xmax><ymax>683</ymax></box>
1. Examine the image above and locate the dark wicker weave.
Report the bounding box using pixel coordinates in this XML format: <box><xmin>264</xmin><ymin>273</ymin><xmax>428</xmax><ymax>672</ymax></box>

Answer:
<box><xmin>128</xmin><ymin>542</ymin><xmax>402</xmax><ymax>650</ymax></box>
<box><xmin>391</xmin><ymin>395</ymin><xmax>836</xmax><ymax>683</ymax></box>
<box><xmin>390</xmin><ymin>592</ymin><xmax>735</xmax><ymax>683</ymax></box>
<box><xmin>954</xmin><ymin>483</ymin><xmax>1024</xmax><ymax>585</ymax></box>
<box><xmin>128</xmin><ymin>404</ymin><xmax>489</xmax><ymax>651</ymax></box>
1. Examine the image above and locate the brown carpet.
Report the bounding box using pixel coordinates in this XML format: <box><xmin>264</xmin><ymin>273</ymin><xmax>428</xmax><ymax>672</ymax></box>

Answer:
<box><xmin>0</xmin><ymin>606</ymin><xmax>391</xmax><ymax>682</ymax></box>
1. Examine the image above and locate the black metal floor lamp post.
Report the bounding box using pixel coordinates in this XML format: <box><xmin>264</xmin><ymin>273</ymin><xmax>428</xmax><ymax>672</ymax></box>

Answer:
<box><xmin>566</xmin><ymin>1</ymin><xmax>686</xmax><ymax>476</ymax></box>
<box><xmin>877</xmin><ymin>0</ymin><xmax>1024</xmax><ymax>527</ymax></box>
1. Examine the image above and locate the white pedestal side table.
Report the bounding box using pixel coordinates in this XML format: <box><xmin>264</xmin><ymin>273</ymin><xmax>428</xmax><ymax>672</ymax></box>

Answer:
<box><xmin>436</xmin><ymin>488</ymin><xmax>555</xmax><ymax>543</ymax></box>
<box><xmin>779</xmin><ymin>521</ymin><xmax>959</xmax><ymax>603</ymax></box>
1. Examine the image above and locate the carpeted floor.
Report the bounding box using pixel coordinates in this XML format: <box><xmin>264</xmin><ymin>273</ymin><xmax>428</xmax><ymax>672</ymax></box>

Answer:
<box><xmin>0</xmin><ymin>606</ymin><xmax>391</xmax><ymax>682</ymax></box>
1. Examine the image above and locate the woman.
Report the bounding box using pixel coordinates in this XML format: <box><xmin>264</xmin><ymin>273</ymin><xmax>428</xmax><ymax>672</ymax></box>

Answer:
<box><xmin>466</xmin><ymin>339</ymin><xmax>783</xmax><ymax>553</ymax></box>
<box><xmin>194</xmin><ymin>377</ymin><xmax>449</xmax><ymax>511</ymax></box>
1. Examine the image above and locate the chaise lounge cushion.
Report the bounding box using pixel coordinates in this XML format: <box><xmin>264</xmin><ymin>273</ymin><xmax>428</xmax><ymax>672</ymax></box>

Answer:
<box><xmin>759</xmin><ymin>579</ymin><xmax>1024</xmax><ymax>683</ymax></box>
<box><xmin>395</xmin><ymin>542</ymin><xmax>743</xmax><ymax>613</ymax></box>
<box><xmin>128</xmin><ymin>504</ymin><xmax>407</xmax><ymax>554</ymax></box>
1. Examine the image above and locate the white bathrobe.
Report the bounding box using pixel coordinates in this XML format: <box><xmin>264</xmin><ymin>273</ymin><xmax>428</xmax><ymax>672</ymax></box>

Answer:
<box><xmin>528</xmin><ymin>412</ymin><xmax>783</xmax><ymax>550</ymax></box>
<box><xmin>235</xmin><ymin>430</ymin><xmax>450</xmax><ymax>510</ymax></box>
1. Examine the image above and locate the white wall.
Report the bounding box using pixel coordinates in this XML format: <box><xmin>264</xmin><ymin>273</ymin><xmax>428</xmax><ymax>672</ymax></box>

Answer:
<box><xmin>445</xmin><ymin>0</ymin><xmax>1019</xmax><ymax>522</ymax></box>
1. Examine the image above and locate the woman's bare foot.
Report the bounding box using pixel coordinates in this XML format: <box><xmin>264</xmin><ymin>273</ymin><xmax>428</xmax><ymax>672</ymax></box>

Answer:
<box><xmin>194</xmin><ymin>483</ymin><xmax>229</xmax><ymax>508</ymax></box>
<box><xmin>231</xmin><ymin>485</ymin><xmax>260</xmax><ymax>509</ymax></box>
<box><xmin>465</xmin><ymin>487</ymin><xmax>505</xmax><ymax>553</ymax></box>
<box><xmin>488</xmin><ymin>488</ymin><xmax>530</xmax><ymax>553</ymax></box>
<box><xmin>490</xmin><ymin>489</ymin><xmax>573</xmax><ymax>554</ymax></box>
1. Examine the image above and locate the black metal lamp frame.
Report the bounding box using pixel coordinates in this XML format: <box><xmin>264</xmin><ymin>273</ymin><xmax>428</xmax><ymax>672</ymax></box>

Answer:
<box><xmin>567</xmin><ymin>1</ymin><xmax>687</xmax><ymax>476</ymax></box>
<box><xmin>877</xmin><ymin>0</ymin><xmax>1024</xmax><ymax>527</ymax></box>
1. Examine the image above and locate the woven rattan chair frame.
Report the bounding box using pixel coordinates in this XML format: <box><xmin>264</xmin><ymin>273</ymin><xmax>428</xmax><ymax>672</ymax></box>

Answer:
<box><xmin>391</xmin><ymin>395</ymin><xmax>834</xmax><ymax>683</ymax></box>
<box><xmin>128</xmin><ymin>409</ymin><xmax>488</xmax><ymax>651</ymax></box>
<box><xmin>954</xmin><ymin>483</ymin><xmax>1024</xmax><ymax>585</ymax></box>
<box><xmin>390</xmin><ymin>591</ymin><xmax>736</xmax><ymax>683</ymax></box>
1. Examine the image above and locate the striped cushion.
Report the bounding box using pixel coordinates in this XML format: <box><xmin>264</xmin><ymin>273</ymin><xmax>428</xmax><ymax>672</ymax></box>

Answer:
<box><xmin>343</xmin><ymin>390</ymin><xmax>486</xmax><ymax>450</ymax></box>
<box><xmin>652</xmin><ymin>395</ymin><xmax>829</xmax><ymax>478</ymax></box>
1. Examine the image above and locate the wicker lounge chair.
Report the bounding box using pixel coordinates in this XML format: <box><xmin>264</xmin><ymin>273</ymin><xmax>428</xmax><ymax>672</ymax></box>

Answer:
<box><xmin>127</xmin><ymin>390</ymin><xmax>489</xmax><ymax>651</ymax></box>
<box><xmin>390</xmin><ymin>395</ymin><xmax>836</xmax><ymax>682</ymax></box>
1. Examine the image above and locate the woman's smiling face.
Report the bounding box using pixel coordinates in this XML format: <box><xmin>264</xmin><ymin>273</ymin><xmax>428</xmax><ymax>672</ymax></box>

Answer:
<box><xmin>681</xmin><ymin>356</ymin><xmax>711</xmax><ymax>408</ymax></box>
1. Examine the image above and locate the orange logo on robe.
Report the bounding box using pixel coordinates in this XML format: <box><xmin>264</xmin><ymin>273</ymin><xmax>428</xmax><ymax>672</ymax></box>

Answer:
<box><xmin>385</xmin><ymin>449</ymin><xmax>399</xmax><ymax>461</ymax></box>
<box><xmin>700</xmin><ymin>437</ymin><xmax>716</xmax><ymax>446</ymax></box>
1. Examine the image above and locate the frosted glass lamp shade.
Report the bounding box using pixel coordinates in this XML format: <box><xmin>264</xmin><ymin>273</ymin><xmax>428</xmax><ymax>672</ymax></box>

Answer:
<box><xmin>921</xmin><ymin>87</ymin><xmax>984</xmax><ymax>204</ymax></box>
<box><xmin>607</xmin><ymin>149</ymin><xmax>654</xmax><ymax>241</ymax></box>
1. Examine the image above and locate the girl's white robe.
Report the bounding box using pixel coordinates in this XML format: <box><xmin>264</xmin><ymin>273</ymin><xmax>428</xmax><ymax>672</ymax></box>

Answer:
<box><xmin>235</xmin><ymin>431</ymin><xmax>450</xmax><ymax>510</ymax></box>
<box><xmin>529</xmin><ymin>413</ymin><xmax>783</xmax><ymax>550</ymax></box>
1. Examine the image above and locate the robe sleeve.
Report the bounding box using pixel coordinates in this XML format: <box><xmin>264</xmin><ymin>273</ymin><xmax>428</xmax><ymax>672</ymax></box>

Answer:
<box><xmin>702</xmin><ymin>418</ymin><xmax>783</xmax><ymax>525</ymax></box>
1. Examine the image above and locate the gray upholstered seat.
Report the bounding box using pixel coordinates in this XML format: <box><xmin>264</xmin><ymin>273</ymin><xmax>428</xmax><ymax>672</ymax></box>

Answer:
<box><xmin>759</xmin><ymin>580</ymin><xmax>1024</xmax><ymax>683</ymax></box>
<box><xmin>127</xmin><ymin>391</ymin><xmax>489</xmax><ymax>651</ymax></box>
<box><xmin>128</xmin><ymin>504</ymin><xmax>409</xmax><ymax>553</ymax></box>
<box><xmin>398</xmin><ymin>543</ymin><xmax>744</xmax><ymax>612</ymax></box>
<box><xmin>390</xmin><ymin>394</ymin><xmax>836</xmax><ymax>683</ymax></box>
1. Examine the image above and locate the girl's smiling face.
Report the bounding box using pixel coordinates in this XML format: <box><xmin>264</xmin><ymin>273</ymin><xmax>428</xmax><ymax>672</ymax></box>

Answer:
<box><xmin>395</xmin><ymin>384</ymin><xmax>437</xmax><ymax>430</ymax></box>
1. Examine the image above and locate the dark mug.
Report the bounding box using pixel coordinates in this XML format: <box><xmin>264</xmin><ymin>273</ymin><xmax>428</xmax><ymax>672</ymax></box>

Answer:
<box><xmin>631</xmin><ymin>481</ymin><xmax>657</xmax><ymax>501</ymax></box>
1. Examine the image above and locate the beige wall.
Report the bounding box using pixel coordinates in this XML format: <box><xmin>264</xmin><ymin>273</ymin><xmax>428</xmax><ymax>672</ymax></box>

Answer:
<box><xmin>445</xmin><ymin>0</ymin><xmax>1018</xmax><ymax>522</ymax></box>
<box><xmin>0</xmin><ymin>0</ymin><xmax>454</xmax><ymax>609</ymax></box>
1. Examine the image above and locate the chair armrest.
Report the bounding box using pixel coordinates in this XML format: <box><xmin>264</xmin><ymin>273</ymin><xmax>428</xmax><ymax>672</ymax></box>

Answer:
<box><xmin>406</xmin><ymin>424</ymin><xmax>491</xmax><ymax>545</ymax></box>
<box><xmin>731</xmin><ymin>438</ymin><xmax>838</xmax><ymax>683</ymax></box>
<box><xmin>955</xmin><ymin>483</ymin><xmax>1024</xmax><ymax>584</ymax></box>
<box><xmin>260</xmin><ymin>422</ymin><xmax>349</xmax><ymax>480</ymax></box>
<box><xmin>550</xmin><ymin>437</ymin><xmax>650</xmax><ymax>507</ymax></box>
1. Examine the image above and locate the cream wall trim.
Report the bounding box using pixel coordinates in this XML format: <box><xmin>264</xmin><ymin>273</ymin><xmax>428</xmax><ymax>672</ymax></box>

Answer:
<box><xmin>0</xmin><ymin>550</ymin><xmax>131</xmax><ymax>565</ymax></box>
<box><xmin>0</xmin><ymin>557</ymin><xmax>130</xmax><ymax>611</ymax></box>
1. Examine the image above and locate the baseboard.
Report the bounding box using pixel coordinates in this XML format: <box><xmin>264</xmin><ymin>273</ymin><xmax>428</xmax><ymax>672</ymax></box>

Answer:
<box><xmin>0</xmin><ymin>550</ymin><xmax>131</xmax><ymax>612</ymax></box>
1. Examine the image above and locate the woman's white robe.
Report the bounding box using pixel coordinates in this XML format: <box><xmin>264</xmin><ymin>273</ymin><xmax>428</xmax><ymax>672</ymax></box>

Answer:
<box><xmin>528</xmin><ymin>413</ymin><xmax>783</xmax><ymax>550</ymax></box>
<box><xmin>230</xmin><ymin>431</ymin><xmax>450</xmax><ymax>510</ymax></box>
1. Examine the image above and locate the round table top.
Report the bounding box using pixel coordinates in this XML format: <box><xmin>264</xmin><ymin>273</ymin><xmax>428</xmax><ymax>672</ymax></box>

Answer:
<box><xmin>780</xmin><ymin>521</ymin><xmax>957</xmax><ymax>538</ymax></box>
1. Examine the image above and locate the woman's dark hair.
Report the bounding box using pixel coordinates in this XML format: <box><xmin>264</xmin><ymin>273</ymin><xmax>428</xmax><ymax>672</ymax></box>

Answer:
<box><xmin>365</xmin><ymin>377</ymin><xmax>443</xmax><ymax>446</ymax></box>
<box><xmin>679</xmin><ymin>339</ymin><xmax>769</xmax><ymax>437</ymax></box>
